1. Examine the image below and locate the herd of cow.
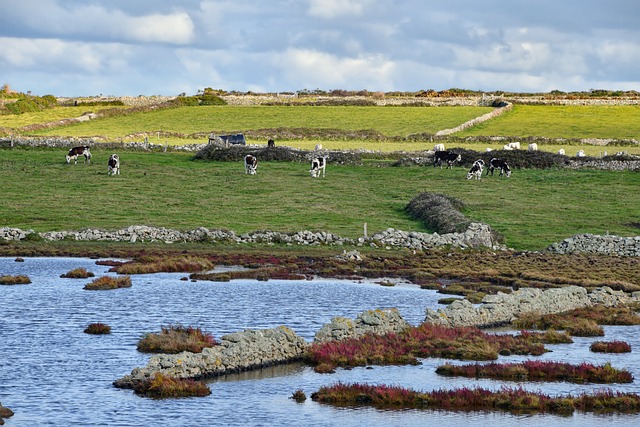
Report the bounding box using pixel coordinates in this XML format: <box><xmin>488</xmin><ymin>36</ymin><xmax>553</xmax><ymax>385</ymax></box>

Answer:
<box><xmin>433</xmin><ymin>148</ymin><xmax>511</xmax><ymax>179</ymax></box>
<box><xmin>65</xmin><ymin>145</ymin><xmax>509</xmax><ymax>180</ymax></box>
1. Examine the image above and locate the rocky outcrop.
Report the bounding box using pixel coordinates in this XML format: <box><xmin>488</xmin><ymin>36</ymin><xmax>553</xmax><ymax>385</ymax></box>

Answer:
<box><xmin>314</xmin><ymin>308</ymin><xmax>410</xmax><ymax>343</ymax></box>
<box><xmin>0</xmin><ymin>223</ymin><xmax>501</xmax><ymax>250</ymax></box>
<box><xmin>547</xmin><ymin>233</ymin><xmax>640</xmax><ymax>256</ymax></box>
<box><xmin>425</xmin><ymin>285</ymin><xmax>640</xmax><ymax>328</ymax></box>
<box><xmin>114</xmin><ymin>326</ymin><xmax>308</xmax><ymax>389</ymax></box>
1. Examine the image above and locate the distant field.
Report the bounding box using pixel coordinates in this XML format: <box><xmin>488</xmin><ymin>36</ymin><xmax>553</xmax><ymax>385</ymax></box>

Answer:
<box><xmin>30</xmin><ymin>105</ymin><xmax>492</xmax><ymax>139</ymax></box>
<box><xmin>0</xmin><ymin>105</ymin><xmax>126</xmax><ymax>129</ymax></box>
<box><xmin>458</xmin><ymin>105</ymin><xmax>640</xmax><ymax>140</ymax></box>
<box><xmin>1</xmin><ymin>148</ymin><xmax>638</xmax><ymax>251</ymax></box>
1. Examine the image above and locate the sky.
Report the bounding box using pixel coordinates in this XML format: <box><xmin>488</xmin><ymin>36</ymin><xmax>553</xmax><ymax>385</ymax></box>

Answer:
<box><xmin>1</xmin><ymin>0</ymin><xmax>639</xmax><ymax>97</ymax></box>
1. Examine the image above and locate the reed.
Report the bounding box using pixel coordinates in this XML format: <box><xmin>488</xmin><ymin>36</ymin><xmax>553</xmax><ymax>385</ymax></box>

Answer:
<box><xmin>137</xmin><ymin>324</ymin><xmax>217</xmax><ymax>354</ymax></box>
<box><xmin>290</xmin><ymin>389</ymin><xmax>307</xmax><ymax>403</ymax></box>
<box><xmin>133</xmin><ymin>373</ymin><xmax>211</xmax><ymax>398</ymax></box>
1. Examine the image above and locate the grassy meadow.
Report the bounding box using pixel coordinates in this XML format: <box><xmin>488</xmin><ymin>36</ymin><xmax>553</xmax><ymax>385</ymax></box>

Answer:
<box><xmin>1</xmin><ymin>148</ymin><xmax>638</xmax><ymax>251</ymax></box>
<box><xmin>29</xmin><ymin>105</ymin><xmax>493</xmax><ymax>140</ymax></box>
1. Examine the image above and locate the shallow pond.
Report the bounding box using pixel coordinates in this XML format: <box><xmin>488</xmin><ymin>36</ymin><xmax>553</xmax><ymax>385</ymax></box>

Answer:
<box><xmin>1</xmin><ymin>257</ymin><xmax>639</xmax><ymax>426</ymax></box>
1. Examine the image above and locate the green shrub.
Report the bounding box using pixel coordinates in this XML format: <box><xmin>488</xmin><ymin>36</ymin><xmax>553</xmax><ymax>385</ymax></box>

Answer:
<box><xmin>405</xmin><ymin>192</ymin><xmax>471</xmax><ymax>233</ymax></box>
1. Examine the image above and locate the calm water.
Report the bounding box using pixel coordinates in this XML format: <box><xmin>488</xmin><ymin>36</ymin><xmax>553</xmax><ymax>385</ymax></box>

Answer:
<box><xmin>1</xmin><ymin>257</ymin><xmax>639</xmax><ymax>426</ymax></box>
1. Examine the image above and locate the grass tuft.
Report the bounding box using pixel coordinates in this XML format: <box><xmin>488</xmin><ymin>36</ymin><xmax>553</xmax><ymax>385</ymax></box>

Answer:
<box><xmin>133</xmin><ymin>373</ymin><xmax>211</xmax><ymax>398</ymax></box>
<box><xmin>0</xmin><ymin>275</ymin><xmax>31</xmax><ymax>285</ymax></box>
<box><xmin>84</xmin><ymin>322</ymin><xmax>112</xmax><ymax>335</ymax></box>
<box><xmin>83</xmin><ymin>275</ymin><xmax>132</xmax><ymax>290</ymax></box>
<box><xmin>137</xmin><ymin>324</ymin><xmax>218</xmax><ymax>354</ymax></box>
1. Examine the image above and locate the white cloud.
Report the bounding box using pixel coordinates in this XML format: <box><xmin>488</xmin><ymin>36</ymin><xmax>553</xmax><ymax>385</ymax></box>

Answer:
<box><xmin>306</xmin><ymin>0</ymin><xmax>369</xmax><ymax>19</ymax></box>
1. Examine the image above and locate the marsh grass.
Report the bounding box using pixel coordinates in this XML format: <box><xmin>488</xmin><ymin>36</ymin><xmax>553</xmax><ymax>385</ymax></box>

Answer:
<box><xmin>84</xmin><ymin>322</ymin><xmax>112</xmax><ymax>335</ymax></box>
<box><xmin>60</xmin><ymin>267</ymin><xmax>95</xmax><ymax>278</ymax></box>
<box><xmin>515</xmin><ymin>306</ymin><xmax>640</xmax><ymax>336</ymax></box>
<box><xmin>83</xmin><ymin>275</ymin><xmax>132</xmax><ymax>290</ymax></box>
<box><xmin>435</xmin><ymin>361</ymin><xmax>633</xmax><ymax>383</ymax></box>
<box><xmin>133</xmin><ymin>373</ymin><xmax>211</xmax><ymax>398</ymax></box>
<box><xmin>590</xmin><ymin>341</ymin><xmax>632</xmax><ymax>353</ymax></box>
<box><xmin>306</xmin><ymin>323</ymin><xmax>548</xmax><ymax>371</ymax></box>
<box><xmin>137</xmin><ymin>324</ymin><xmax>217</xmax><ymax>354</ymax></box>
<box><xmin>0</xmin><ymin>274</ymin><xmax>31</xmax><ymax>285</ymax></box>
<box><xmin>311</xmin><ymin>383</ymin><xmax>640</xmax><ymax>414</ymax></box>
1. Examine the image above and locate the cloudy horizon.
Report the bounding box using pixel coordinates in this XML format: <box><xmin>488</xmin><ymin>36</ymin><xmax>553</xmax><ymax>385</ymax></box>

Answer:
<box><xmin>1</xmin><ymin>0</ymin><xmax>638</xmax><ymax>97</ymax></box>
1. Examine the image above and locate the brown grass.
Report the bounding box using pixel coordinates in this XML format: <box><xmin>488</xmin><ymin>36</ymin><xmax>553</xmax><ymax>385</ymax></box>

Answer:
<box><xmin>83</xmin><ymin>275</ymin><xmax>132</xmax><ymax>290</ymax></box>
<box><xmin>137</xmin><ymin>324</ymin><xmax>218</xmax><ymax>354</ymax></box>
<box><xmin>0</xmin><ymin>274</ymin><xmax>31</xmax><ymax>285</ymax></box>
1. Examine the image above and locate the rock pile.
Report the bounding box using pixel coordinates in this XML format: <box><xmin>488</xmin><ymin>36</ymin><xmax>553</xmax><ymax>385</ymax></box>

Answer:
<box><xmin>424</xmin><ymin>285</ymin><xmax>640</xmax><ymax>328</ymax></box>
<box><xmin>314</xmin><ymin>308</ymin><xmax>410</xmax><ymax>343</ymax></box>
<box><xmin>547</xmin><ymin>233</ymin><xmax>640</xmax><ymax>256</ymax></box>
<box><xmin>113</xmin><ymin>326</ymin><xmax>308</xmax><ymax>389</ymax></box>
<box><xmin>370</xmin><ymin>223</ymin><xmax>503</xmax><ymax>250</ymax></box>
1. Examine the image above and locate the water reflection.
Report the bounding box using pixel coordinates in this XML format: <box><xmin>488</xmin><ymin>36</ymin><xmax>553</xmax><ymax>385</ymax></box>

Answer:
<box><xmin>1</xmin><ymin>257</ymin><xmax>639</xmax><ymax>426</ymax></box>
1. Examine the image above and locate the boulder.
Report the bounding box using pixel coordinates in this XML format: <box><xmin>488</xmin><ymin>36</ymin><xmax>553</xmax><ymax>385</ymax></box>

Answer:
<box><xmin>314</xmin><ymin>308</ymin><xmax>410</xmax><ymax>342</ymax></box>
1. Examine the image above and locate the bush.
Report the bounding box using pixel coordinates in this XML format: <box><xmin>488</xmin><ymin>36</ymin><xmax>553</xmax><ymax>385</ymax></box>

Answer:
<box><xmin>405</xmin><ymin>192</ymin><xmax>471</xmax><ymax>233</ymax></box>
<box><xmin>590</xmin><ymin>340</ymin><xmax>632</xmax><ymax>353</ymax></box>
<box><xmin>137</xmin><ymin>324</ymin><xmax>218</xmax><ymax>354</ymax></box>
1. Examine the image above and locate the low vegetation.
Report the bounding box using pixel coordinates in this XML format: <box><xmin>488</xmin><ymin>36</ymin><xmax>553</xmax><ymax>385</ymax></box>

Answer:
<box><xmin>84</xmin><ymin>322</ymin><xmax>112</xmax><ymax>335</ymax></box>
<box><xmin>0</xmin><ymin>274</ymin><xmax>31</xmax><ymax>285</ymax></box>
<box><xmin>83</xmin><ymin>275</ymin><xmax>132</xmax><ymax>290</ymax></box>
<box><xmin>514</xmin><ymin>306</ymin><xmax>640</xmax><ymax>336</ymax></box>
<box><xmin>137</xmin><ymin>324</ymin><xmax>217</xmax><ymax>354</ymax></box>
<box><xmin>132</xmin><ymin>373</ymin><xmax>211</xmax><ymax>398</ymax></box>
<box><xmin>60</xmin><ymin>267</ymin><xmax>95</xmax><ymax>278</ymax></box>
<box><xmin>311</xmin><ymin>383</ymin><xmax>640</xmax><ymax>414</ymax></box>
<box><xmin>306</xmin><ymin>323</ymin><xmax>549</xmax><ymax>372</ymax></box>
<box><xmin>590</xmin><ymin>341</ymin><xmax>632</xmax><ymax>353</ymax></box>
<box><xmin>110</xmin><ymin>255</ymin><xmax>215</xmax><ymax>274</ymax></box>
<box><xmin>290</xmin><ymin>389</ymin><xmax>307</xmax><ymax>403</ymax></box>
<box><xmin>436</xmin><ymin>361</ymin><xmax>633</xmax><ymax>384</ymax></box>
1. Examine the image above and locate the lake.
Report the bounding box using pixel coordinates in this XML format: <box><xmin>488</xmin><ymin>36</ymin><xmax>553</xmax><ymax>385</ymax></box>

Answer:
<box><xmin>1</xmin><ymin>257</ymin><xmax>639</xmax><ymax>426</ymax></box>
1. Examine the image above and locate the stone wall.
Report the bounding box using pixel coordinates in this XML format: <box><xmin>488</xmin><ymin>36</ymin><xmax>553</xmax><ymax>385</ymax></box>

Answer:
<box><xmin>424</xmin><ymin>285</ymin><xmax>640</xmax><ymax>328</ymax></box>
<box><xmin>547</xmin><ymin>233</ymin><xmax>640</xmax><ymax>256</ymax></box>
<box><xmin>113</xmin><ymin>326</ymin><xmax>308</xmax><ymax>389</ymax></box>
<box><xmin>435</xmin><ymin>102</ymin><xmax>513</xmax><ymax>136</ymax></box>
<box><xmin>313</xmin><ymin>308</ymin><xmax>410</xmax><ymax>342</ymax></box>
<box><xmin>0</xmin><ymin>222</ymin><xmax>503</xmax><ymax>250</ymax></box>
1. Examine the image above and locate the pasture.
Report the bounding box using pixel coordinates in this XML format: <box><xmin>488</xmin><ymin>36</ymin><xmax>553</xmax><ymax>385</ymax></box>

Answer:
<box><xmin>0</xmin><ymin>148</ymin><xmax>638</xmax><ymax>251</ymax></box>
<box><xmin>15</xmin><ymin>103</ymin><xmax>640</xmax><ymax>156</ymax></box>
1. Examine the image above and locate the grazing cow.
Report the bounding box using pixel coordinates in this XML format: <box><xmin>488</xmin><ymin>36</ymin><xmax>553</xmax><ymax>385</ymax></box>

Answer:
<box><xmin>244</xmin><ymin>155</ymin><xmax>258</xmax><ymax>175</ymax></box>
<box><xmin>576</xmin><ymin>149</ymin><xmax>586</xmax><ymax>157</ymax></box>
<box><xmin>66</xmin><ymin>146</ymin><xmax>91</xmax><ymax>164</ymax></box>
<box><xmin>314</xmin><ymin>143</ymin><xmax>323</xmax><ymax>151</ymax></box>
<box><xmin>507</xmin><ymin>141</ymin><xmax>521</xmax><ymax>150</ymax></box>
<box><xmin>108</xmin><ymin>154</ymin><xmax>120</xmax><ymax>176</ymax></box>
<box><xmin>467</xmin><ymin>159</ymin><xmax>485</xmax><ymax>180</ymax></box>
<box><xmin>487</xmin><ymin>158</ymin><xmax>511</xmax><ymax>177</ymax></box>
<box><xmin>267</xmin><ymin>139</ymin><xmax>275</xmax><ymax>148</ymax></box>
<box><xmin>502</xmin><ymin>144</ymin><xmax>513</xmax><ymax>151</ymax></box>
<box><xmin>310</xmin><ymin>156</ymin><xmax>327</xmax><ymax>178</ymax></box>
<box><xmin>433</xmin><ymin>150</ymin><xmax>462</xmax><ymax>169</ymax></box>
<box><xmin>433</xmin><ymin>143</ymin><xmax>445</xmax><ymax>152</ymax></box>
<box><xmin>528</xmin><ymin>143</ymin><xmax>538</xmax><ymax>151</ymax></box>
<box><xmin>486</xmin><ymin>147</ymin><xmax>493</xmax><ymax>152</ymax></box>
<box><xmin>558</xmin><ymin>149</ymin><xmax>566</xmax><ymax>155</ymax></box>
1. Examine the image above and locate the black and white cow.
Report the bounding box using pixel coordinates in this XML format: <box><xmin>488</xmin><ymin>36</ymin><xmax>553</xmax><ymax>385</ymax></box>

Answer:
<box><xmin>486</xmin><ymin>158</ymin><xmax>511</xmax><ymax>177</ymax></box>
<box><xmin>66</xmin><ymin>146</ymin><xmax>91</xmax><ymax>164</ymax></box>
<box><xmin>467</xmin><ymin>159</ymin><xmax>485</xmax><ymax>180</ymax></box>
<box><xmin>310</xmin><ymin>156</ymin><xmax>327</xmax><ymax>178</ymax></box>
<box><xmin>244</xmin><ymin>155</ymin><xmax>258</xmax><ymax>175</ymax></box>
<box><xmin>267</xmin><ymin>139</ymin><xmax>275</xmax><ymax>148</ymax></box>
<box><xmin>433</xmin><ymin>150</ymin><xmax>461</xmax><ymax>169</ymax></box>
<box><xmin>108</xmin><ymin>154</ymin><xmax>120</xmax><ymax>175</ymax></box>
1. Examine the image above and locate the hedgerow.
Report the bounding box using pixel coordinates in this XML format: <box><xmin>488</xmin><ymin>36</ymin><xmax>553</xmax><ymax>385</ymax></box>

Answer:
<box><xmin>405</xmin><ymin>192</ymin><xmax>471</xmax><ymax>233</ymax></box>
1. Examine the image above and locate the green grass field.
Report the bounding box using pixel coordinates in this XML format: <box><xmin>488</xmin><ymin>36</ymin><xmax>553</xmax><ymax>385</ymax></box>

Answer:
<box><xmin>1</xmin><ymin>148</ymin><xmax>638</xmax><ymax>251</ymax></box>
<box><xmin>458</xmin><ymin>104</ymin><xmax>640</xmax><ymax>140</ymax></box>
<box><xmin>29</xmin><ymin>105</ymin><xmax>493</xmax><ymax>139</ymax></box>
